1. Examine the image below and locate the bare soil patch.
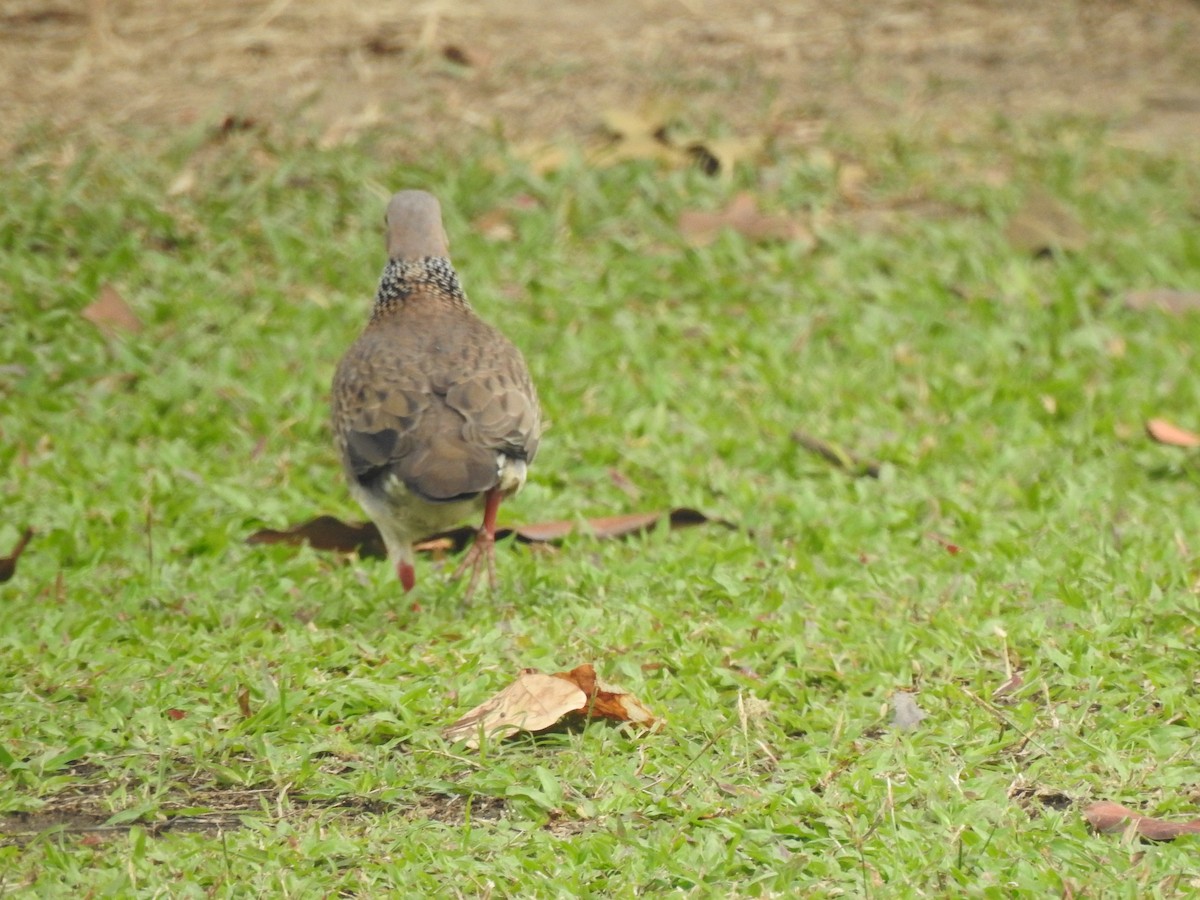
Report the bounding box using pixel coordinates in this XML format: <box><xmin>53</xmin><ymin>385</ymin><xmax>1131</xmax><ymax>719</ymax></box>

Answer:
<box><xmin>2</xmin><ymin>0</ymin><xmax>1199</xmax><ymax>157</ymax></box>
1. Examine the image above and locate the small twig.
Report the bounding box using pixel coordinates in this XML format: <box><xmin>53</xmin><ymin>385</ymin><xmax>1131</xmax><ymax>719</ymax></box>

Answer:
<box><xmin>792</xmin><ymin>430</ymin><xmax>881</xmax><ymax>478</ymax></box>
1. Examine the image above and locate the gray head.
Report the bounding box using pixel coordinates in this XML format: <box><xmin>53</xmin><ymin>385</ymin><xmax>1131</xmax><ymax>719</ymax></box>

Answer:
<box><xmin>385</xmin><ymin>190</ymin><xmax>450</xmax><ymax>260</ymax></box>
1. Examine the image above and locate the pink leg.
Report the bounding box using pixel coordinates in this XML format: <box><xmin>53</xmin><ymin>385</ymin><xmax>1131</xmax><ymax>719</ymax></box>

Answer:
<box><xmin>452</xmin><ymin>488</ymin><xmax>502</xmax><ymax>599</ymax></box>
<box><xmin>398</xmin><ymin>561</ymin><xmax>416</xmax><ymax>592</ymax></box>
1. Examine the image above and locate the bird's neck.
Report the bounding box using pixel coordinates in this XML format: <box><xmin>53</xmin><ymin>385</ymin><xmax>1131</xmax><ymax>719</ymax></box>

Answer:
<box><xmin>371</xmin><ymin>257</ymin><xmax>471</xmax><ymax>321</ymax></box>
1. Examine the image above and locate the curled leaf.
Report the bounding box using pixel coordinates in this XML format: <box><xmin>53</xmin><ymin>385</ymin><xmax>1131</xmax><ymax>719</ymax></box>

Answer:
<box><xmin>444</xmin><ymin>664</ymin><xmax>659</xmax><ymax>749</ymax></box>
<box><xmin>246</xmin><ymin>515</ymin><xmax>386</xmax><ymax>558</ymax></box>
<box><xmin>1083</xmin><ymin>801</ymin><xmax>1200</xmax><ymax>841</ymax></box>
<box><xmin>1146</xmin><ymin>418</ymin><xmax>1200</xmax><ymax>448</ymax></box>
<box><xmin>248</xmin><ymin>508</ymin><xmax>731</xmax><ymax>559</ymax></box>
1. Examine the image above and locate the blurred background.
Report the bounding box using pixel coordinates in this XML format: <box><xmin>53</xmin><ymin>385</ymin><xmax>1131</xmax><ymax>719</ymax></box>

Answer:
<box><xmin>3</xmin><ymin>0</ymin><xmax>1198</xmax><ymax>157</ymax></box>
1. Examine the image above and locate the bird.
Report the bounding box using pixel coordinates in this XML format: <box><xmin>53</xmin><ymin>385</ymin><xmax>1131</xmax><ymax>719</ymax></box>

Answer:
<box><xmin>331</xmin><ymin>190</ymin><xmax>541</xmax><ymax>597</ymax></box>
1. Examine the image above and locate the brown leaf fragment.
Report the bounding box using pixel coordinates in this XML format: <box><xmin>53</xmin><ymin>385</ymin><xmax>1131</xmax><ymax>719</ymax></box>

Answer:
<box><xmin>992</xmin><ymin>671</ymin><xmax>1024</xmax><ymax>700</ymax></box>
<box><xmin>0</xmin><ymin>528</ymin><xmax>33</xmax><ymax>584</ymax></box>
<box><xmin>443</xmin><ymin>671</ymin><xmax>587</xmax><ymax>749</ymax></box>
<box><xmin>81</xmin><ymin>285</ymin><xmax>142</xmax><ymax>336</ymax></box>
<box><xmin>553</xmin><ymin>664</ymin><xmax>659</xmax><ymax>728</ymax></box>
<box><xmin>250</xmin><ymin>508</ymin><xmax>733</xmax><ymax>562</ymax></box>
<box><xmin>889</xmin><ymin>692</ymin><xmax>927</xmax><ymax>731</ymax></box>
<box><xmin>1083</xmin><ymin>801</ymin><xmax>1200</xmax><ymax>841</ymax></box>
<box><xmin>1005</xmin><ymin>189</ymin><xmax>1088</xmax><ymax>256</ymax></box>
<box><xmin>1146</xmin><ymin>418</ymin><xmax>1200</xmax><ymax>448</ymax></box>
<box><xmin>679</xmin><ymin>193</ymin><xmax>812</xmax><ymax>249</ymax></box>
<box><xmin>1124</xmin><ymin>289</ymin><xmax>1200</xmax><ymax>315</ymax></box>
<box><xmin>444</xmin><ymin>665</ymin><xmax>659</xmax><ymax>749</ymax></box>
<box><xmin>246</xmin><ymin>516</ymin><xmax>386</xmax><ymax>559</ymax></box>
<box><xmin>236</xmin><ymin>686</ymin><xmax>252</xmax><ymax>719</ymax></box>
<box><xmin>607</xmin><ymin>469</ymin><xmax>642</xmax><ymax>501</ymax></box>
<box><xmin>792</xmin><ymin>430</ymin><xmax>881</xmax><ymax>478</ymax></box>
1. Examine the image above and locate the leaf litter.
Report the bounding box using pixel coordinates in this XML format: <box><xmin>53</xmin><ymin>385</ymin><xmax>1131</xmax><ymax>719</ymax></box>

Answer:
<box><xmin>247</xmin><ymin>508</ymin><xmax>733</xmax><ymax>560</ymax></box>
<box><xmin>443</xmin><ymin>664</ymin><xmax>659</xmax><ymax>750</ymax></box>
<box><xmin>1083</xmin><ymin>801</ymin><xmax>1200</xmax><ymax>841</ymax></box>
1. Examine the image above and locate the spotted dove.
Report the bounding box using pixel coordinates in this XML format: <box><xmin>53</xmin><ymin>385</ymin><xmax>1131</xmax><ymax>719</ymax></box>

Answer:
<box><xmin>332</xmin><ymin>190</ymin><xmax>541</xmax><ymax>596</ymax></box>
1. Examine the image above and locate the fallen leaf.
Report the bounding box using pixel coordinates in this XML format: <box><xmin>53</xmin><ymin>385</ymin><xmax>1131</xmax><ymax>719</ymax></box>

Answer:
<box><xmin>1146</xmin><ymin>418</ymin><xmax>1200</xmax><ymax>448</ymax></box>
<box><xmin>1005</xmin><ymin>189</ymin><xmax>1088</xmax><ymax>255</ymax></box>
<box><xmin>1083</xmin><ymin>801</ymin><xmax>1200</xmax><ymax>841</ymax></box>
<box><xmin>246</xmin><ymin>515</ymin><xmax>386</xmax><ymax>558</ymax></box>
<box><xmin>607</xmin><ymin>468</ymin><xmax>642</xmax><ymax>501</ymax></box>
<box><xmin>889</xmin><ymin>692</ymin><xmax>927</xmax><ymax>731</ymax></box>
<box><xmin>167</xmin><ymin>168</ymin><xmax>196</xmax><ymax>197</ymax></box>
<box><xmin>512</xmin><ymin>141</ymin><xmax>574</xmax><ymax>175</ymax></box>
<box><xmin>0</xmin><ymin>528</ymin><xmax>33</xmax><ymax>583</ymax></box>
<box><xmin>444</xmin><ymin>664</ymin><xmax>658</xmax><ymax>749</ymax></box>
<box><xmin>792</xmin><ymin>430</ymin><xmax>881</xmax><ymax>478</ymax></box>
<box><xmin>992</xmin><ymin>671</ymin><xmax>1024</xmax><ymax>700</ymax></box>
<box><xmin>248</xmin><ymin>508</ymin><xmax>730</xmax><ymax>559</ymax></box>
<box><xmin>237</xmin><ymin>686</ymin><xmax>252</xmax><ymax>719</ymax></box>
<box><xmin>836</xmin><ymin>162</ymin><xmax>868</xmax><ymax>203</ymax></box>
<box><xmin>443</xmin><ymin>671</ymin><xmax>586</xmax><ymax>749</ymax></box>
<box><xmin>1123</xmin><ymin>289</ymin><xmax>1200</xmax><ymax>315</ymax></box>
<box><xmin>164</xmin><ymin>708</ymin><xmax>187</xmax><ymax>721</ymax></box>
<box><xmin>554</xmin><ymin>664</ymin><xmax>658</xmax><ymax>727</ymax></box>
<box><xmin>926</xmin><ymin>532</ymin><xmax>963</xmax><ymax>555</ymax></box>
<box><xmin>81</xmin><ymin>285</ymin><xmax>142</xmax><ymax>336</ymax></box>
<box><xmin>679</xmin><ymin>193</ymin><xmax>812</xmax><ymax>248</ymax></box>
<box><xmin>600</xmin><ymin>107</ymin><xmax>670</xmax><ymax>142</ymax></box>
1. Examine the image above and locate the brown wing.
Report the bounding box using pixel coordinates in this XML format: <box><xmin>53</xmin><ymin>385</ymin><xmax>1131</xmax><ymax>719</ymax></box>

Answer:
<box><xmin>332</xmin><ymin>302</ymin><xmax>540</xmax><ymax>503</ymax></box>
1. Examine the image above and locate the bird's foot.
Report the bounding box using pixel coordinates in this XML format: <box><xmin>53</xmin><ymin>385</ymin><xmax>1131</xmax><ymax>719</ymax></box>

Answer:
<box><xmin>451</xmin><ymin>527</ymin><xmax>497</xmax><ymax>600</ymax></box>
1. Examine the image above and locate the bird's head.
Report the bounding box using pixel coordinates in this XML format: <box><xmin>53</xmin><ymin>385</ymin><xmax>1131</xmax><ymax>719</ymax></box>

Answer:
<box><xmin>385</xmin><ymin>190</ymin><xmax>450</xmax><ymax>261</ymax></box>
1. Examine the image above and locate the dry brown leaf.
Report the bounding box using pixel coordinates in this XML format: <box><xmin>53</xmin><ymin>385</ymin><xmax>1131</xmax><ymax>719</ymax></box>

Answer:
<box><xmin>81</xmin><ymin>285</ymin><xmax>142</xmax><ymax>336</ymax></box>
<box><xmin>600</xmin><ymin>107</ymin><xmax>668</xmax><ymax>141</ymax></box>
<box><xmin>444</xmin><ymin>664</ymin><xmax>659</xmax><ymax>749</ymax></box>
<box><xmin>248</xmin><ymin>508</ymin><xmax>729</xmax><ymax>560</ymax></box>
<box><xmin>246</xmin><ymin>515</ymin><xmax>386</xmax><ymax>558</ymax></box>
<box><xmin>836</xmin><ymin>162</ymin><xmax>869</xmax><ymax>203</ymax></box>
<box><xmin>679</xmin><ymin>193</ymin><xmax>812</xmax><ymax>249</ymax></box>
<box><xmin>992</xmin><ymin>671</ymin><xmax>1024</xmax><ymax>700</ymax></box>
<box><xmin>512</xmin><ymin>141</ymin><xmax>573</xmax><ymax>175</ymax></box>
<box><xmin>1005</xmin><ymin>189</ymin><xmax>1088</xmax><ymax>255</ymax></box>
<box><xmin>1124</xmin><ymin>289</ymin><xmax>1200</xmax><ymax>315</ymax></box>
<box><xmin>1146</xmin><ymin>418</ymin><xmax>1200</xmax><ymax>448</ymax></box>
<box><xmin>0</xmin><ymin>528</ymin><xmax>33</xmax><ymax>584</ymax></box>
<box><xmin>443</xmin><ymin>671</ymin><xmax>587</xmax><ymax>749</ymax></box>
<box><xmin>167</xmin><ymin>168</ymin><xmax>196</xmax><ymax>197</ymax></box>
<box><xmin>553</xmin><ymin>664</ymin><xmax>658</xmax><ymax>727</ymax></box>
<box><xmin>589</xmin><ymin>134</ymin><xmax>687</xmax><ymax>168</ymax></box>
<box><xmin>1083</xmin><ymin>801</ymin><xmax>1200</xmax><ymax>841</ymax></box>
<box><xmin>236</xmin><ymin>686</ymin><xmax>252</xmax><ymax>719</ymax></box>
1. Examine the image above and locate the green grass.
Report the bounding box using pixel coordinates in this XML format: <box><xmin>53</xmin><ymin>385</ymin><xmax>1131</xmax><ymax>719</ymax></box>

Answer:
<box><xmin>2</xmin><ymin>118</ymin><xmax>1200</xmax><ymax>896</ymax></box>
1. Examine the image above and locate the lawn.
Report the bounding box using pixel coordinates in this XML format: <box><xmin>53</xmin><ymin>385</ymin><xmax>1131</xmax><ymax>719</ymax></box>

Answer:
<box><xmin>2</xmin><ymin>118</ymin><xmax>1199</xmax><ymax>896</ymax></box>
